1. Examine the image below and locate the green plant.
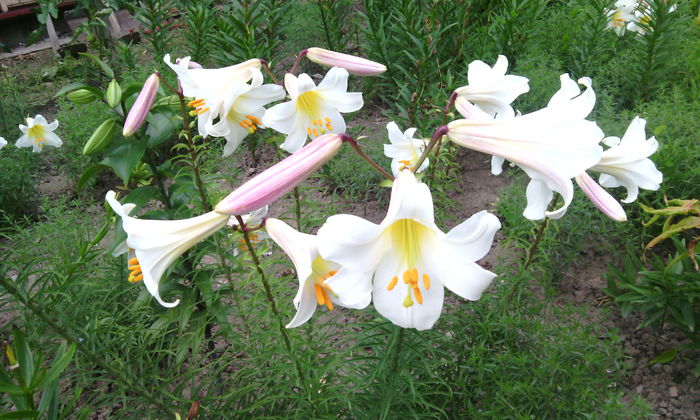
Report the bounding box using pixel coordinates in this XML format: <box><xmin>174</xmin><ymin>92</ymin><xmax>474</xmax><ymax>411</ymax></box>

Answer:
<box><xmin>0</xmin><ymin>326</ymin><xmax>76</xmax><ymax>419</ymax></box>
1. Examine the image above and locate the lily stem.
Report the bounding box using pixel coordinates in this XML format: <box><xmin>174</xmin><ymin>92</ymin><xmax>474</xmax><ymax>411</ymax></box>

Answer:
<box><xmin>428</xmin><ymin>92</ymin><xmax>457</xmax><ymax>187</ymax></box>
<box><xmin>344</xmin><ymin>137</ymin><xmax>394</xmax><ymax>181</ymax></box>
<box><xmin>177</xmin><ymin>92</ymin><xmax>210</xmax><ymax>212</ymax></box>
<box><xmin>235</xmin><ymin>215</ymin><xmax>306</xmax><ymax>386</ymax></box>
<box><xmin>261</xmin><ymin>60</ymin><xmax>280</xmax><ymax>85</ymax></box>
<box><xmin>293</xmin><ymin>187</ymin><xmax>303</xmax><ymax>230</ymax></box>
<box><xmin>414</xmin><ymin>125</ymin><xmax>449</xmax><ymax>176</ymax></box>
<box><xmin>289</xmin><ymin>49</ymin><xmax>308</xmax><ymax>76</ymax></box>
<box><xmin>379</xmin><ymin>326</ymin><xmax>405</xmax><ymax>419</ymax></box>
<box><xmin>504</xmin><ymin>195</ymin><xmax>560</xmax><ymax>305</ymax></box>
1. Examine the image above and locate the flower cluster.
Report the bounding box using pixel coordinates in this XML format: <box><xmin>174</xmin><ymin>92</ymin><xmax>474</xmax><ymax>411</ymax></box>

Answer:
<box><xmin>103</xmin><ymin>49</ymin><xmax>663</xmax><ymax>333</ymax></box>
<box><xmin>605</xmin><ymin>0</ymin><xmax>677</xmax><ymax>35</ymax></box>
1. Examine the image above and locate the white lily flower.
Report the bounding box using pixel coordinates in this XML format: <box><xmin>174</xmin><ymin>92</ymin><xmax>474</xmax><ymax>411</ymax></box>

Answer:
<box><xmin>448</xmin><ymin>74</ymin><xmax>604</xmax><ymax>220</ymax></box>
<box><xmin>263</xmin><ymin>67</ymin><xmax>363</xmax><ymax>153</ymax></box>
<box><xmin>15</xmin><ymin>115</ymin><xmax>62</xmax><ymax>153</ymax></box>
<box><xmin>266</xmin><ymin>218</ymin><xmax>370</xmax><ymax>328</ymax></box>
<box><xmin>316</xmin><ymin>170</ymin><xmax>500</xmax><ymax>330</ymax></box>
<box><xmin>383</xmin><ymin>121</ymin><xmax>429</xmax><ymax>176</ymax></box>
<box><xmin>454</xmin><ymin>55</ymin><xmax>529</xmax><ymax>120</ymax></box>
<box><xmin>165</xmin><ymin>54</ymin><xmax>283</xmax><ymax>156</ymax></box>
<box><xmin>0</xmin><ymin>137</ymin><xmax>6</xmax><ymax>150</ymax></box>
<box><xmin>606</xmin><ymin>0</ymin><xmax>637</xmax><ymax>35</ymax></box>
<box><xmin>590</xmin><ymin>116</ymin><xmax>662</xmax><ymax>203</ymax></box>
<box><xmin>228</xmin><ymin>206</ymin><xmax>270</xmax><ymax>256</ymax></box>
<box><xmin>106</xmin><ymin>191</ymin><xmax>230</xmax><ymax>307</ymax></box>
<box><xmin>627</xmin><ymin>3</ymin><xmax>677</xmax><ymax>35</ymax></box>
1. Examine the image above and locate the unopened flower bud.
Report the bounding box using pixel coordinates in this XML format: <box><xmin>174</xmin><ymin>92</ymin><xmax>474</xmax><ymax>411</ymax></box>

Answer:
<box><xmin>67</xmin><ymin>89</ymin><xmax>98</xmax><ymax>104</ymax></box>
<box><xmin>575</xmin><ymin>172</ymin><xmax>627</xmax><ymax>222</ymax></box>
<box><xmin>83</xmin><ymin>118</ymin><xmax>117</xmax><ymax>155</ymax></box>
<box><xmin>215</xmin><ymin>134</ymin><xmax>345</xmax><ymax>215</ymax></box>
<box><xmin>105</xmin><ymin>79</ymin><xmax>122</xmax><ymax>108</ymax></box>
<box><xmin>305</xmin><ymin>47</ymin><xmax>387</xmax><ymax>76</ymax></box>
<box><xmin>123</xmin><ymin>73</ymin><xmax>159</xmax><ymax>137</ymax></box>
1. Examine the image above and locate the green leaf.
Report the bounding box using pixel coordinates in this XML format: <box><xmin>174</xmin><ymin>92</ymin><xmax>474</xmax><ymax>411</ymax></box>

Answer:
<box><xmin>77</xmin><ymin>164</ymin><xmax>108</xmax><ymax>192</ymax></box>
<box><xmin>78</xmin><ymin>53</ymin><xmax>114</xmax><ymax>79</ymax></box>
<box><xmin>54</xmin><ymin>82</ymin><xmax>100</xmax><ymax>98</ymax></box>
<box><xmin>101</xmin><ymin>141</ymin><xmax>146</xmax><ymax>185</ymax></box>
<box><xmin>145</xmin><ymin>113</ymin><xmax>179</xmax><ymax>148</ymax></box>
<box><xmin>34</xmin><ymin>343</ymin><xmax>75</xmax><ymax>390</ymax></box>
<box><xmin>11</xmin><ymin>326</ymin><xmax>33</xmax><ymax>389</ymax></box>
<box><xmin>122</xmin><ymin>186</ymin><xmax>161</xmax><ymax>212</ymax></box>
<box><xmin>648</xmin><ymin>348</ymin><xmax>677</xmax><ymax>365</ymax></box>
<box><xmin>0</xmin><ymin>410</ymin><xmax>39</xmax><ymax>419</ymax></box>
<box><xmin>0</xmin><ymin>382</ymin><xmax>25</xmax><ymax>395</ymax></box>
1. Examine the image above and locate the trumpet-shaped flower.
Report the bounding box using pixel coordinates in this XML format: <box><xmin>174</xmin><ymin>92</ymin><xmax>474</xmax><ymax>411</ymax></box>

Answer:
<box><xmin>15</xmin><ymin>115</ymin><xmax>62</xmax><ymax>153</ymax></box>
<box><xmin>606</xmin><ymin>0</ymin><xmax>637</xmax><ymax>35</ymax></box>
<box><xmin>627</xmin><ymin>3</ymin><xmax>677</xmax><ymax>35</ymax></box>
<box><xmin>383</xmin><ymin>121</ymin><xmax>428</xmax><ymax>176</ymax></box>
<box><xmin>204</xmin><ymin>77</ymin><xmax>285</xmax><ymax>156</ymax></box>
<box><xmin>263</xmin><ymin>67</ymin><xmax>363</xmax><ymax>153</ymax></box>
<box><xmin>448</xmin><ymin>74</ymin><xmax>604</xmax><ymax>220</ymax></box>
<box><xmin>305</xmin><ymin>47</ymin><xmax>387</xmax><ymax>76</ymax></box>
<box><xmin>316</xmin><ymin>170</ymin><xmax>500</xmax><ymax>330</ymax></box>
<box><xmin>590</xmin><ymin>116</ymin><xmax>662</xmax><ymax>203</ymax></box>
<box><xmin>0</xmin><ymin>137</ymin><xmax>6</xmax><ymax>150</ymax></box>
<box><xmin>106</xmin><ymin>191</ymin><xmax>230</xmax><ymax>307</ymax></box>
<box><xmin>165</xmin><ymin>54</ymin><xmax>283</xmax><ymax>156</ymax></box>
<box><xmin>266</xmin><ymin>218</ymin><xmax>370</xmax><ymax>328</ymax></box>
<box><xmin>454</xmin><ymin>55</ymin><xmax>529</xmax><ymax>120</ymax></box>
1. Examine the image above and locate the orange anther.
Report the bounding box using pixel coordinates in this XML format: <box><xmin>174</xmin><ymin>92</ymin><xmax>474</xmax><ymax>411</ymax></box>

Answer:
<box><xmin>128</xmin><ymin>264</ymin><xmax>141</xmax><ymax>271</ymax></box>
<box><xmin>314</xmin><ymin>284</ymin><xmax>326</xmax><ymax>306</ymax></box>
<box><xmin>387</xmin><ymin>276</ymin><xmax>399</xmax><ymax>291</ymax></box>
<box><xmin>413</xmin><ymin>287</ymin><xmax>423</xmax><ymax>304</ymax></box>
<box><xmin>403</xmin><ymin>271</ymin><xmax>411</xmax><ymax>284</ymax></box>
<box><xmin>325</xmin><ymin>117</ymin><xmax>331</xmax><ymax>124</ymax></box>
<box><xmin>423</xmin><ymin>273</ymin><xmax>431</xmax><ymax>290</ymax></box>
<box><xmin>307</xmin><ymin>127</ymin><xmax>313</xmax><ymax>135</ymax></box>
<box><xmin>246</xmin><ymin>115</ymin><xmax>261</xmax><ymax>125</ymax></box>
<box><xmin>312</xmin><ymin>129</ymin><xmax>319</xmax><ymax>137</ymax></box>
<box><xmin>128</xmin><ymin>257</ymin><xmax>139</xmax><ymax>265</ymax></box>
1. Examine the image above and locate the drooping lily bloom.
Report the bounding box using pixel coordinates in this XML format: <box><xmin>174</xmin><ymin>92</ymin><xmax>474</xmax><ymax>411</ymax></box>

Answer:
<box><xmin>205</xmin><ymin>75</ymin><xmax>285</xmax><ymax>156</ymax></box>
<box><xmin>0</xmin><ymin>137</ymin><xmax>6</xmax><ymax>150</ymax></box>
<box><xmin>165</xmin><ymin>54</ymin><xmax>283</xmax><ymax>155</ymax></box>
<box><xmin>216</xmin><ymin>133</ymin><xmax>345</xmax><ymax>215</ymax></box>
<box><xmin>453</xmin><ymin>55</ymin><xmax>529</xmax><ymax>120</ymax></box>
<box><xmin>106</xmin><ymin>191</ymin><xmax>230</xmax><ymax>307</ymax></box>
<box><xmin>448</xmin><ymin>74</ymin><xmax>604</xmax><ymax>220</ymax></box>
<box><xmin>606</xmin><ymin>0</ymin><xmax>637</xmax><ymax>35</ymax></box>
<box><xmin>266</xmin><ymin>218</ymin><xmax>370</xmax><ymax>328</ymax></box>
<box><xmin>228</xmin><ymin>205</ymin><xmax>270</xmax><ymax>256</ymax></box>
<box><xmin>15</xmin><ymin>115</ymin><xmax>62</xmax><ymax>153</ymax></box>
<box><xmin>123</xmin><ymin>73</ymin><xmax>160</xmax><ymax>136</ymax></box>
<box><xmin>383</xmin><ymin>121</ymin><xmax>429</xmax><ymax>176</ymax></box>
<box><xmin>316</xmin><ymin>170</ymin><xmax>500</xmax><ymax>330</ymax></box>
<box><xmin>263</xmin><ymin>67</ymin><xmax>363</xmax><ymax>153</ymax></box>
<box><xmin>590</xmin><ymin>116</ymin><xmax>662</xmax><ymax>203</ymax></box>
<box><xmin>305</xmin><ymin>47</ymin><xmax>387</xmax><ymax>76</ymax></box>
<box><xmin>575</xmin><ymin>172</ymin><xmax>627</xmax><ymax>222</ymax></box>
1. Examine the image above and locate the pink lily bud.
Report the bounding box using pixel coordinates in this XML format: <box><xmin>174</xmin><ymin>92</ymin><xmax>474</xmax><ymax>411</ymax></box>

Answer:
<box><xmin>123</xmin><ymin>73</ymin><xmax>160</xmax><ymax>136</ymax></box>
<box><xmin>575</xmin><ymin>172</ymin><xmax>627</xmax><ymax>222</ymax></box>
<box><xmin>216</xmin><ymin>134</ymin><xmax>346</xmax><ymax>215</ymax></box>
<box><xmin>305</xmin><ymin>47</ymin><xmax>387</xmax><ymax>76</ymax></box>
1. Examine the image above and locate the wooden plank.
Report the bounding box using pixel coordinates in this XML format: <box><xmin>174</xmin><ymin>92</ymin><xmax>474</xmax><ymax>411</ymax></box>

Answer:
<box><xmin>45</xmin><ymin>14</ymin><xmax>59</xmax><ymax>54</ymax></box>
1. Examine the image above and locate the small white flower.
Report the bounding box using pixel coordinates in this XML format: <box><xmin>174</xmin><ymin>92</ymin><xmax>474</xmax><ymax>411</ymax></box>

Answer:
<box><xmin>383</xmin><ymin>121</ymin><xmax>428</xmax><ymax>176</ymax></box>
<box><xmin>316</xmin><ymin>170</ymin><xmax>500</xmax><ymax>330</ymax></box>
<box><xmin>0</xmin><ymin>137</ymin><xmax>6</xmax><ymax>150</ymax></box>
<box><xmin>15</xmin><ymin>115</ymin><xmax>62</xmax><ymax>153</ymax></box>
<box><xmin>454</xmin><ymin>55</ymin><xmax>529</xmax><ymax>119</ymax></box>
<box><xmin>265</xmin><ymin>218</ymin><xmax>369</xmax><ymax>328</ymax></box>
<box><xmin>606</xmin><ymin>0</ymin><xmax>637</xmax><ymax>35</ymax></box>
<box><xmin>263</xmin><ymin>67</ymin><xmax>363</xmax><ymax>153</ymax></box>
<box><xmin>590</xmin><ymin>116</ymin><xmax>662</xmax><ymax>203</ymax></box>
